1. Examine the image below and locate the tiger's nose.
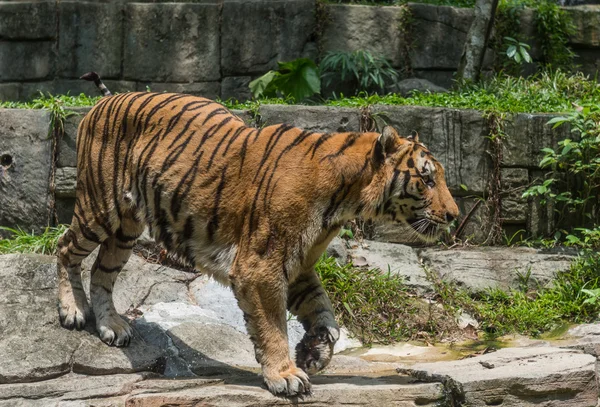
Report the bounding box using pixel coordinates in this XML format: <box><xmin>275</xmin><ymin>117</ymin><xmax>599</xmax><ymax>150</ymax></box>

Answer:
<box><xmin>446</xmin><ymin>213</ymin><xmax>455</xmax><ymax>223</ymax></box>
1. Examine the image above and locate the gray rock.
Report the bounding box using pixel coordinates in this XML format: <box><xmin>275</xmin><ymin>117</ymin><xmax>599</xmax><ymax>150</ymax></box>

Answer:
<box><xmin>0</xmin><ymin>41</ymin><xmax>54</xmax><ymax>81</ymax></box>
<box><xmin>124</xmin><ymin>3</ymin><xmax>220</xmax><ymax>82</ymax></box>
<box><xmin>321</xmin><ymin>5</ymin><xmax>409</xmax><ymax>69</ymax></box>
<box><xmin>0</xmin><ymin>372</ymin><xmax>147</xmax><ymax>402</ymax></box>
<box><xmin>419</xmin><ymin>246</ymin><xmax>575</xmax><ymax>293</ymax></box>
<box><xmin>125</xmin><ymin>375</ymin><xmax>445</xmax><ymax>406</ymax></box>
<box><xmin>409</xmin><ymin>4</ymin><xmax>487</xmax><ymax>70</ymax></box>
<box><xmin>0</xmin><ymin>109</ymin><xmax>52</xmax><ymax>235</ymax></box>
<box><xmin>55</xmin><ymin>167</ymin><xmax>77</xmax><ymax>198</ymax></box>
<box><xmin>566</xmin><ymin>5</ymin><xmax>600</xmax><ymax>47</ymax></box>
<box><xmin>389</xmin><ymin>78</ymin><xmax>448</xmax><ymax>97</ymax></box>
<box><xmin>189</xmin><ymin>278</ymin><xmax>306</xmax><ymax>349</ymax></box>
<box><xmin>501</xmin><ymin>168</ymin><xmax>529</xmax><ymax>224</ymax></box>
<box><xmin>0</xmin><ymin>83</ymin><xmax>21</xmax><ymax>101</ymax></box>
<box><xmin>58</xmin><ymin>1</ymin><xmax>123</xmax><ymax>79</ymax></box>
<box><xmin>221</xmin><ymin>0</ymin><xmax>316</xmax><ymax>76</ymax></box>
<box><xmin>0</xmin><ymin>254</ymin><xmax>165</xmax><ymax>384</ymax></box>
<box><xmin>135</xmin><ymin>82</ymin><xmax>221</xmax><ymax>99</ymax></box>
<box><xmin>221</xmin><ymin>76</ymin><xmax>253</xmax><ymax>102</ymax></box>
<box><xmin>371</xmin><ymin>105</ymin><xmax>490</xmax><ymax>195</ymax></box>
<box><xmin>349</xmin><ymin>240</ymin><xmax>431</xmax><ymax>291</ymax></box>
<box><xmin>230</xmin><ymin>109</ymin><xmax>255</xmax><ymax>127</ymax></box>
<box><xmin>0</xmin><ymin>1</ymin><xmax>56</xmax><ymax>40</ymax></box>
<box><xmin>58</xmin><ymin>108</ymin><xmax>90</xmax><ymax>168</ymax></box>
<box><xmin>502</xmin><ymin>113</ymin><xmax>570</xmax><ymax>168</ymax></box>
<box><xmin>326</xmin><ymin>236</ymin><xmax>348</xmax><ymax>262</ymax></box>
<box><xmin>259</xmin><ymin>104</ymin><xmax>361</xmax><ymax>133</ymax></box>
<box><xmin>399</xmin><ymin>347</ymin><xmax>598</xmax><ymax>407</ymax></box>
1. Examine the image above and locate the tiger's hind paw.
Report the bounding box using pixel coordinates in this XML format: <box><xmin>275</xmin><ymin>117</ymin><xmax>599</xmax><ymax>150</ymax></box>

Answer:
<box><xmin>96</xmin><ymin>312</ymin><xmax>133</xmax><ymax>347</ymax></box>
<box><xmin>295</xmin><ymin>325</ymin><xmax>339</xmax><ymax>374</ymax></box>
<box><xmin>264</xmin><ymin>366</ymin><xmax>312</xmax><ymax>397</ymax></box>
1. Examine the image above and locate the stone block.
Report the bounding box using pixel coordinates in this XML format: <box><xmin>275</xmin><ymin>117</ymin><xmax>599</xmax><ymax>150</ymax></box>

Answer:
<box><xmin>500</xmin><ymin>168</ymin><xmax>528</xmax><ymax>224</ymax></box>
<box><xmin>135</xmin><ymin>82</ymin><xmax>221</xmax><ymax>99</ymax></box>
<box><xmin>0</xmin><ymin>83</ymin><xmax>21</xmax><ymax>101</ymax></box>
<box><xmin>349</xmin><ymin>240</ymin><xmax>431</xmax><ymax>292</ymax></box>
<box><xmin>258</xmin><ymin>104</ymin><xmax>361</xmax><ymax>133</ymax></box>
<box><xmin>321</xmin><ymin>5</ymin><xmax>409</xmax><ymax>69</ymax></box>
<box><xmin>418</xmin><ymin>246</ymin><xmax>574</xmax><ymax>293</ymax></box>
<box><xmin>221</xmin><ymin>76</ymin><xmax>252</xmax><ymax>102</ymax></box>
<box><xmin>400</xmin><ymin>347</ymin><xmax>598</xmax><ymax>407</ymax></box>
<box><xmin>124</xmin><ymin>3</ymin><xmax>220</xmax><ymax>82</ymax></box>
<box><xmin>58</xmin><ymin>1</ymin><xmax>124</xmax><ymax>79</ymax></box>
<box><xmin>572</xmin><ymin>48</ymin><xmax>600</xmax><ymax>78</ymax></box>
<box><xmin>221</xmin><ymin>0</ymin><xmax>317</xmax><ymax>76</ymax></box>
<box><xmin>371</xmin><ymin>105</ymin><xmax>491</xmax><ymax>194</ymax></box>
<box><xmin>0</xmin><ymin>1</ymin><xmax>56</xmax><ymax>40</ymax></box>
<box><xmin>55</xmin><ymin>167</ymin><xmax>77</xmax><ymax>198</ymax></box>
<box><xmin>20</xmin><ymin>81</ymin><xmax>56</xmax><ymax>101</ymax></box>
<box><xmin>58</xmin><ymin>107</ymin><xmax>91</xmax><ymax>168</ymax></box>
<box><xmin>0</xmin><ymin>42</ymin><xmax>54</xmax><ymax>81</ymax></box>
<box><xmin>0</xmin><ymin>109</ymin><xmax>52</xmax><ymax>234</ymax></box>
<box><xmin>453</xmin><ymin>196</ymin><xmax>491</xmax><ymax>244</ymax></box>
<box><xmin>566</xmin><ymin>5</ymin><xmax>600</xmax><ymax>47</ymax></box>
<box><xmin>409</xmin><ymin>4</ymin><xmax>475</xmax><ymax>70</ymax></box>
<box><xmin>53</xmin><ymin>79</ymin><xmax>136</xmax><ymax>97</ymax></box>
<box><xmin>502</xmin><ymin>113</ymin><xmax>571</xmax><ymax>168</ymax></box>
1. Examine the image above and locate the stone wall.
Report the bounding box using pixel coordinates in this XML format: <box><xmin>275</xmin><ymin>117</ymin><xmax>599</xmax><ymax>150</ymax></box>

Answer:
<box><xmin>0</xmin><ymin>104</ymin><xmax>566</xmax><ymax>244</ymax></box>
<box><xmin>1</xmin><ymin>1</ymin><xmax>600</xmax><ymax>101</ymax></box>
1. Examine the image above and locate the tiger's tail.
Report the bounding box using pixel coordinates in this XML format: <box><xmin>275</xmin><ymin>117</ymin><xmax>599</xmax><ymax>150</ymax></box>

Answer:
<box><xmin>80</xmin><ymin>71</ymin><xmax>112</xmax><ymax>97</ymax></box>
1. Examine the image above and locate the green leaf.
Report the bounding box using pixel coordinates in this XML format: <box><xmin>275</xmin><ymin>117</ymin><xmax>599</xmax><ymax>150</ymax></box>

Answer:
<box><xmin>507</xmin><ymin>45</ymin><xmax>517</xmax><ymax>58</ymax></box>
<box><xmin>460</xmin><ymin>184</ymin><xmax>468</xmax><ymax>191</ymax></box>
<box><xmin>249</xmin><ymin>71</ymin><xmax>278</xmax><ymax>99</ymax></box>
<box><xmin>520</xmin><ymin>48</ymin><xmax>532</xmax><ymax>63</ymax></box>
<box><xmin>273</xmin><ymin>58</ymin><xmax>320</xmax><ymax>102</ymax></box>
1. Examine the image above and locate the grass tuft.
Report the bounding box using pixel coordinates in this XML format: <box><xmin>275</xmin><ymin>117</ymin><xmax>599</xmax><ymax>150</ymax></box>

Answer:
<box><xmin>0</xmin><ymin>225</ymin><xmax>68</xmax><ymax>256</ymax></box>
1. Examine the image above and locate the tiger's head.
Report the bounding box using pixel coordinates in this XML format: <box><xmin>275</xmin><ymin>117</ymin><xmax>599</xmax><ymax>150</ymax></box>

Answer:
<box><xmin>367</xmin><ymin>126</ymin><xmax>459</xmax><ymax>243</ymax></box>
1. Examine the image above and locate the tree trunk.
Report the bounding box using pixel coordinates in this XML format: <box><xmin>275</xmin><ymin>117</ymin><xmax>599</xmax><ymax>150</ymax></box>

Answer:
<box><xmin>456</xmin><ymin>0</ymin><xmax>499</xmax><ymax>82</ymax></box>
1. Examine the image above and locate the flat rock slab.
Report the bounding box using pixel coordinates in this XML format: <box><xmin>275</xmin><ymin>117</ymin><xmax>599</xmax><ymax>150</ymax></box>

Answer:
<box><xmin>399</xmin><ymin>347</ymin><xmax>598</xmax><ymax>407</ymax></box>
<box><xmin>124</xmin><ymin>375</ymin><xmax>445</xmax><ymax>407</ymax></box>
<box><xmin>418</xmin><ymin>246</ymin><xmax>575</xmax><ymax>292</ymax></box>
<box><xmin>349</xmin><ymin>240</ymin><xmax>431</xmax><ymax>291</ymax></box>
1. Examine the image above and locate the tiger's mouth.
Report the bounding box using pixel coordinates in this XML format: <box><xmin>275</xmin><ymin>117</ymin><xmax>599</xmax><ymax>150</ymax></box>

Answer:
<box><xmin>406</xmin><ymin>218</ymin><xmax>444</xmax><ymax>242</ymax></box>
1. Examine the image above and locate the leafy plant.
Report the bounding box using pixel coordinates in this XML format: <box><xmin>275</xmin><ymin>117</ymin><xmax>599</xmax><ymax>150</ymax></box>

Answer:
<box><xmin>320</xmin><ymin>50</ymin><xmax>399</xmax><ymax>95</ymax></box>
<box><xmin>523</xmin><ymin>103</ymin><xmax>600</xmax><ymax>238</ymax></box>
<box><xmin>504</xmin><ymin>36</ymin><xmax>532</xmax><ymax>64</ymax></box>
<box><xmin>535</xmin><ymin>0</ymin><xmax>576</xmax><ymax>70</ymax></box>
<box><xmin>249</xmin><ymin>58</ymin><xmax>321</xmax><ymax>102</ymax></box>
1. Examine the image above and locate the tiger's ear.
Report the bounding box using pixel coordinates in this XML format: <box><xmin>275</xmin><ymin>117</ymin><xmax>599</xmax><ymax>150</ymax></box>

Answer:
<box><xmin>373</xmin><ymin>126</ymin><xmax>400</xmax><ymax>167</ymax></box>
<box><xmin>407</xmin><ymin>131</ymin><xmax>420</xmax><ymax>143</ymax></box>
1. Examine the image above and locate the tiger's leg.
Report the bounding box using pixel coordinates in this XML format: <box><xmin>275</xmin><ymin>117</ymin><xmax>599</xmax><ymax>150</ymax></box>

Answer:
<box><xmin>230</xmin><ymin>255</ymin><xmax>311</xmax><ymax>397</ymax></box>
<box><xmin>90</xmin><ymin>218</ymin><xmax>144</xmax><ymax>346</ymax></box>
<box><xmin>288</xmin><ymin>269</ymin><xmax>340</xmax><ymax>374</ymax></box>
<box><xmin>57</xmin><ymin>223</ymin><xmax>101</xmax><ymax>330</ymax></box>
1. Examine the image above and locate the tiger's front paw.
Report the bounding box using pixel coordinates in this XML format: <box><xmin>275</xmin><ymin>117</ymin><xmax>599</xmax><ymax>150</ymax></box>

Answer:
<box><xmin>264</xmin><ymin>365</ymin><xmax>312</xmax><ymax>397</ymax></box>
<box><xmin>96</xmin><ymin>311</ymin><xmax>133</xmax><ymax>347</ymax></box>
<box><xmin>58</xmin><ymin>295</ymin><xmax>89</xmax><ymax>330</ymax></box>
<box><xmin>295</xmin><ymin>325</ymin><xmax>339</xmax><ymax>374</ymax></box>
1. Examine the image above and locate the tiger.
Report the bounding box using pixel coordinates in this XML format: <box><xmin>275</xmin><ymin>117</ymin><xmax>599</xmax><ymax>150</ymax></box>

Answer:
<box><xmin>56</xmin><ymin>72</ymin><xmax>459</xmax><ymax>397</ymax></box>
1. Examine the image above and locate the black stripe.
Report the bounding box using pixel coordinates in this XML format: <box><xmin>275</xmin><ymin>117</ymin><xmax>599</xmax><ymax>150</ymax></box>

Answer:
<box><xmin>320</xmin><ymin>133</ymin><xmax>360</xmax><ymax>163</ymax></box>
<box><xmin>207</xmin><ymin>166</ymin><xmax>228</xmax><ymax>242</ymax></box>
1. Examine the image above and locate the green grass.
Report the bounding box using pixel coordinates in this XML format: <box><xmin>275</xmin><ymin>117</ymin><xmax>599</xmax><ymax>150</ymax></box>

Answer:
<box><xmin>0</xmin><ymin>92</ymin><xmax>101</xmax><ymax>109</ymax></box>
<box><xmin>316</xmin><ymin>255</ymin><xmax>457</xmax><ymax>344</ymax></box>
<box><xmin>4</xmin><ymin>72</ymin><xmax>599</xmax><ymax>116</ymax></box>
<box><xmin>430</xmin><ymin>252</ymin><xmax>600</xmax><ymax>338</ymax></box>
<box><xmin>222</xmin><ymin>71</ymin><xmax>600</xmax><ymax>115</ymax></box>
<box><xmin>0</xmin><ymin>225</ymin><xmax>68</xmax><ymax>256</ymax></box>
